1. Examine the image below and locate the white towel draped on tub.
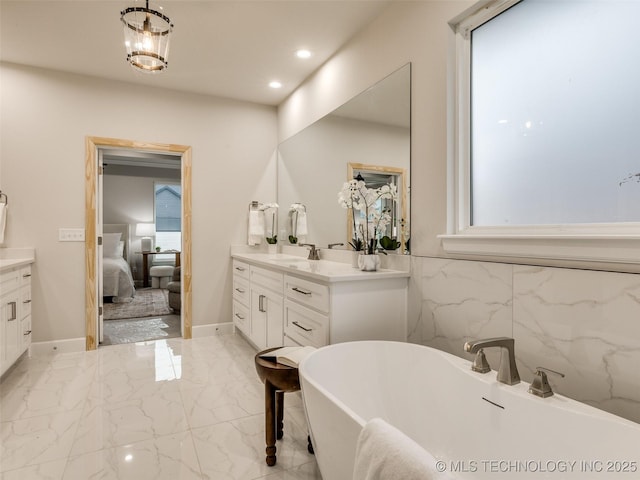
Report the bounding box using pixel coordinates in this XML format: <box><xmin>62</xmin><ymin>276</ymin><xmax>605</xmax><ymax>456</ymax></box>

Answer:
<box><xmin>353</xmin><ymin>418</ymin><xmax>452</xmax><ymax>480</ymax></box>
<box><xmin>248</xmin><ymin>209</ymin><xmax>265</xmax><ymax>245</ymax></box>
<box><xmin>0</xmin><ymin>203</ymin><xmax>7</xmax><ymax>244</ymax></box>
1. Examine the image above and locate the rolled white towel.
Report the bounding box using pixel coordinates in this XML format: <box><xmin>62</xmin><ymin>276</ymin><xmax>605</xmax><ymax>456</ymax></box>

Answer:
<box><xmin>353</xmin><ymin>418</ymin><xmax>452</xmax><ymax>480</ymax></box>
<box><xmin>0</xmin><ymin>203</ymin><xmax>7</xmax><ymax>244</ymax></box>
<box><xmin>248</xmin><ymin>210</ymin><xmax>265</xmax><ymax>245</ymax></box>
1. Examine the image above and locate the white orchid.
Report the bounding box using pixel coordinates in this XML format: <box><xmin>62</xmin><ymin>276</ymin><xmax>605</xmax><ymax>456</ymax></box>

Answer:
<box><xmin>260</xmin><ymin>203</ymin><xmax>279</xmax><ymax>244</ymax></box>
<box><xmin>338</xmin><ymin>178</ymin><xmax>398</xmax><ymax>254</ymax></box>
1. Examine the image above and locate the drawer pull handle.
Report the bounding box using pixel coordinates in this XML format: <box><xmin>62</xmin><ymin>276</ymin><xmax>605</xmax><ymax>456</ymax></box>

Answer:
<box><xmin>235</xmin><ymin>288</ymin><xmax>245</xmax><ymax>293</ymax></box>
<box><xmin>23</xmin><ymin>299</ymin><xmax>32</xmax><ymax>304</ymax></box>
<box><xmin>235</xmin><ymin>267</ymin><xmax>246</xmax><ymax>272</ymax></box>
<box><xmin>235</xmin><ymin>313</ymin><xmax>245</xmax><ymax>320</ymax></box>
<box><xmin>8</xmin><ymin>301</ymin><xmax>17</xmax><ymax>321</ymax></box>
<box><xmin>22</xmin><ymin>273</ymin><xmax>32</xmax><ymax>278</ymax></box>
<box><xmin>292</xmin><ymin>287</ymin><xmax>312</xmax><ymax>296</ymax></box>
<box><xmin>24</xmin><ymin>330</ymin><xmax>32</xmax><ymax>336</ymax></box>
<box><xmin>292</xmin><ymin>321</ymin><xmax>312</xmax><ymax>332</ymax></box>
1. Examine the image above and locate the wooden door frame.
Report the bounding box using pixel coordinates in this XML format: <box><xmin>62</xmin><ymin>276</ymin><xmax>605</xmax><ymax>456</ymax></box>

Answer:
<box><xmin>85</xmin><ymin>136</ymin><xmax>192</xmax><ymax>350</ymax></box>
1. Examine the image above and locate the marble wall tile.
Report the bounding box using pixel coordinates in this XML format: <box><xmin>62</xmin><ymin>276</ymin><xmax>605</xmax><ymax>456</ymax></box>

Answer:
<box><xmin>418</xmin><ymin>258</ymin><xmax>513</xmax><ymax>363</ymax></box>
<box><xmin>513</xmin><ymin>265</ymin><xmax>640</xmax><ymax>423</ymax></box>
<box><xmin>407</xmin><ymin>255</ymin><xmax>423</xmax><ymax>344</ymax></box>
<box><xmin>411</xmin><ymin>256</ymin><xmax>640</xmax><ymax>424</ymax></box>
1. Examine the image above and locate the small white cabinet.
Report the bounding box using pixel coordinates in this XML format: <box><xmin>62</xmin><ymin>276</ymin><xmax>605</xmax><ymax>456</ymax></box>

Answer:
<box><xmin>1</xmin><ymin>263</ymin><xmax>33</xmax><ymax>376</ymax></box>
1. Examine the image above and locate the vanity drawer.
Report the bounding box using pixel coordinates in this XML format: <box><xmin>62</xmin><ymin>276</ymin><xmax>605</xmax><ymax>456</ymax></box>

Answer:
<box><xmin>284</xmin><ymin>299</ymin><xmax>328</xmax><ymax>348</ymax></box>
<box><xmin>232</xmin><ymin>260</ymin><xmax>250</xmax><ymax>280</ymax></box>
<box><xmin>250</xmin><ymin>266</ymin><xmax>283</xmax><ymax>294</ymax></box>
<box><xmin>284</xmin><ymin>275</ymin><xmax>329</xmax><ymax>313</ymax></box>
<box><xmin>232</xmin><ymin>276</ymin><xmax>250</xmax><ymax>307</ymax></box>
<box><xmin>20</xmin><ymin>286</ymin><xmax>31</xmax><ymax>319</ymax></box>
<box><xmin>232</xmin><ymin>299</ymin><xmax>250</xmax><ymax>336</ymax></box>
<box><xmin>0</xmin><ymin>268</ymin><xmax>20</xmax><ymax>294</ymax></box>
<box><xmin>20</xmin><ymin>266</ymin><xmax>32</xmax><ymax>286</ymax></box>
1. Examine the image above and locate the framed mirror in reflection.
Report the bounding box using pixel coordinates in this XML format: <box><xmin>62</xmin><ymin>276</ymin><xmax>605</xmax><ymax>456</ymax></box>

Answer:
<box><xmin>278</xmin><ymin>63</ymin><xmax>411</xmax><ymax>253</ymax></box>
<box><xmin>346</xmin><ymin>163</ymin><xmax>408</xmax><ymax>253</ymax></box>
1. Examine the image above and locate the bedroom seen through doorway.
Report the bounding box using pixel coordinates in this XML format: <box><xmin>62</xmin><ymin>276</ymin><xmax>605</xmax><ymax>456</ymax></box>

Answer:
<box><xmin>99</xmin><ymin>148</ymin><xmax>183</xmax><ymax>346</ymax></box>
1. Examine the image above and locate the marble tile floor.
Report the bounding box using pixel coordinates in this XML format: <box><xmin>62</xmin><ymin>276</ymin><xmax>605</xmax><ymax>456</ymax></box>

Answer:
<box><xmin>0</xmin><ymin>333</ymin><xmax>322</xmax><ymax>479</ymax></box>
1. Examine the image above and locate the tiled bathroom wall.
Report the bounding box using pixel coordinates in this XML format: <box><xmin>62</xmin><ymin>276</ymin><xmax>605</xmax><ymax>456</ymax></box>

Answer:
<box><xmin>409</xmin><ymin>257</ymin><xmax>640</xmax><ymax>424</ymax></box>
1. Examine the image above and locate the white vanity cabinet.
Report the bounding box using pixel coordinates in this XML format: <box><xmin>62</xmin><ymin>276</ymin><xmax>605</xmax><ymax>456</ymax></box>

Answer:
<box><xmin>231</xmin><ymin>253</ymin><xmax>408</xmax><ymax>350</ymax></box>
<box><xmin>232</xmin><ymin>260</ymin><xmax>251</xmax><ymax>336</ymax></box>
<box><xmin>284</xmin><ymin>273</ymin><xmax>407</xmax><ymax>348</ymax></box>
<box><xmin>1</xmin><ymin>263</ymin><xmax>33</xmax><ymax>376</ymax></box>
<box><xmin>232</xmin><ymin>260</ymin><xmax>284</xmax><ymax>349</ymax></box>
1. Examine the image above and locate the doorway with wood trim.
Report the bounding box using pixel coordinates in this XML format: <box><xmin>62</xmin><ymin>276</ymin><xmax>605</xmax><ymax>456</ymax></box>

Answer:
<box><xmin>85</xmin><ymin>137</ymin><xmax>192</xmax><ymax>350</ymax></box>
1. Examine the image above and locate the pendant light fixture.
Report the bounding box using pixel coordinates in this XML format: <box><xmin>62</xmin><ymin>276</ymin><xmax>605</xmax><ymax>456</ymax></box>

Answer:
<box><xmin>121</xmin><ymin>0</ymin><xmax>173</xmax><ymax>73</ymax></box>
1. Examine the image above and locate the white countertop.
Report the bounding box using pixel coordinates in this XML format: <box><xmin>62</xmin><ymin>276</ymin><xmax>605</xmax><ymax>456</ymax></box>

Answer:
<box><xmin>231</xmin><ymin>252</ymin><xmax>410</xmax><ymax>283</ymax></box>
<box><xmin>0</xmin><ymin>248</ymin><xmax>35</xmax><ymax>272</ymax></box>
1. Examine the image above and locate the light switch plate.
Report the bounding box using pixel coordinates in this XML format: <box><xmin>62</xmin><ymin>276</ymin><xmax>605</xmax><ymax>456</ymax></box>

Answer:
<box><xmin>59</xmin><ymin>228</ymin><xmax>85</xmax><ymax>242</ymax></box>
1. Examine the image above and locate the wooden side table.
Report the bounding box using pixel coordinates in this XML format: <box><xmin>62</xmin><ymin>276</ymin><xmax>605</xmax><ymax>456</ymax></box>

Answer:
<box><xmin>254</xmin><ymin>348</ymin><xmax>313</xmax><ymax>466</ymax></box>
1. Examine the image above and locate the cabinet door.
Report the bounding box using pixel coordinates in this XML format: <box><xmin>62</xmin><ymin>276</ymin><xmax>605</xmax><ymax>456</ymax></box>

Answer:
<box><xmin>251</xmin><ymin>286</ymin><xmax>284</xmax><ymax>350</ymax></box>
<box><xmin>265</xmin><ymin>292</ymin><xmax>283</xmax><ymax>348</ymax></box>
<box><xmin>250</xmin><ymin>288</ymin><xmax>267</xmax><ymax>350</ymax></box>
<box><xmin>1</xmin><ymin>291</ymin><xmax>20</xmax><ymax>373</ymax></box>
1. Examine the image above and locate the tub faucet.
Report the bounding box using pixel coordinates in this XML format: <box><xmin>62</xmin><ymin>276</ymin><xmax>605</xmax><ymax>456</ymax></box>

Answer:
<box><xmin>464</xmin><ymin>337</ymin><xmax>521</xmax><ymax>385</ymax></box>
<box><xmin>300</xmin><ymin>243</ymin><xmax>320</xmax><ymax>260</ymax></box>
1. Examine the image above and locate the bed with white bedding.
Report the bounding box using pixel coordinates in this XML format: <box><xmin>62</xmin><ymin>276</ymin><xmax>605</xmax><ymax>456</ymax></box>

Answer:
<box><xmin>103</xmin><ymin>224</ymin><xmax>136</xmax><ymax>303</ymax></box>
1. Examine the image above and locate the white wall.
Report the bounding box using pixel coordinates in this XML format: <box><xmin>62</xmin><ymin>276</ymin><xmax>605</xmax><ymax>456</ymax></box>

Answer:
<box><xmin>0</xmin><ymin>62</ymin><xmax>277</xmax><ymax>342</ymax></box>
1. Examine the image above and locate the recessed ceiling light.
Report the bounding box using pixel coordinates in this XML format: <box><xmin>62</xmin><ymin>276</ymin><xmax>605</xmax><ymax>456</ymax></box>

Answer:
<box><xmin>269</xmin><ymin>81</ymin><xmax>282</xmax><ymax>89</ymax></box>
<box><xmin>296</xmin><ymin>49</ymin><xmax>312</xmax><ymax>59</ymax></box>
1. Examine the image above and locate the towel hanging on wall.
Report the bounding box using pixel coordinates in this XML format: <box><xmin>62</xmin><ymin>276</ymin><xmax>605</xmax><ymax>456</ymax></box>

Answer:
<box><xmin>0</xmin><ymin>192</ymin><xmax>7</xmax><ymax>245</ymax></box>
<box><xmin>248</xmin><ymin>201</ymin><xmax>265</xmax><ymax>245</ymax></box>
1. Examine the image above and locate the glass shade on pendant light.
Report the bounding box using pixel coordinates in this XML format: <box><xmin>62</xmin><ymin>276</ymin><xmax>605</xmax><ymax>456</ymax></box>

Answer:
<box><xmin>121</xmin><ymin>0</ymin><xmax>173</xmax><ymax>73</ymax></box>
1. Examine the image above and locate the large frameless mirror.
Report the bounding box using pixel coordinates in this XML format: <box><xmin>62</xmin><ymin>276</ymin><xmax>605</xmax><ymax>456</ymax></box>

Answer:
<box><xmin>277</xmin><ymin>63</ymin><xmax>411</xmax><ymax>252</ymax></box>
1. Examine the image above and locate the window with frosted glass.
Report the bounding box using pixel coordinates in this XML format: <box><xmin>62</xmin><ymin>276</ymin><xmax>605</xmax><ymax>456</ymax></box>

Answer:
<box><xmin>471</xmin><ymin>0</ymin><xmax>640</xmax><ymax>226</ymax></box>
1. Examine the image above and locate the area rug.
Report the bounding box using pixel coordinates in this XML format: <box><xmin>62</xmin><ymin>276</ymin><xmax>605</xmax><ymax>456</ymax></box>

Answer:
<box><xmin>104</xmin><ymin>288</ymin><xmax>172</xmax><ymax>320</ymax></box>
<box><xmin>101</xmin><ymin>315</ymin><xmax>181</xmax><ymax>345</ymax></box>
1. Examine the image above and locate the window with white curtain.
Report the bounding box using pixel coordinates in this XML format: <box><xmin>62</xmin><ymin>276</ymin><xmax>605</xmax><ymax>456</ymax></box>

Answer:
<box><xmin>442</xmin><ymin>0</ymin><xmax>640</xmax><ymax>264</ymax></box>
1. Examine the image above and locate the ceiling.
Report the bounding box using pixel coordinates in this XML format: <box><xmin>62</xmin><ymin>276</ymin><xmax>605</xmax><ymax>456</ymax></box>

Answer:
<box><xmin>0</xmin><ymin>0</ymin><xmax>392</xmax><ymax>106</ymax></box>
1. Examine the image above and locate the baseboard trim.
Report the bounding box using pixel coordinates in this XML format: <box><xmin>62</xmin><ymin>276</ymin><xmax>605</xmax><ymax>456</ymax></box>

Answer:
<box><xmin>30</xmin><ymin>337</ymin><xmax>86</xmax><ymax>356</ymax></box>
<box><xmin>192</xmin><ymin>322</ymin><xmax>234</xmax><ymax>338</ymax></box>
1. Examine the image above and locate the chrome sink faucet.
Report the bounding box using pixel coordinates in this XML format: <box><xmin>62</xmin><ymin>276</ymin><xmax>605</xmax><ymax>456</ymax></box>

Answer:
<box><xmin>300</xmin><ymin>243</ymin><xmax>320</xmax><ymax>260</ymax></box>
<box><xmin>464</xmin><ymin>337</ymin><xmax>521</xmax><ymax>385</ymax></box>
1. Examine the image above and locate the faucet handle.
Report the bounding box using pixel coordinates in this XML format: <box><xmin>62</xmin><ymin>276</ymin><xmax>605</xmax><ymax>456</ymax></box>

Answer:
<box><xmin>529</xmin><ymin>366</ymin><xmax>565</xmax><ymax>398</ymax></box>
<box><xmin>471</xmin><ymin>348</ymin><xmax>491</xmax><ymax>374</ymax></box>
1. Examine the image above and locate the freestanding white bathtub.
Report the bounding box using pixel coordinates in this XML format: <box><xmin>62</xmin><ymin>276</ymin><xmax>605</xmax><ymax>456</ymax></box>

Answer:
<box><xmin>299</xmin><ymin>341</ymin><xmax>640</xmax><ymax>479</ymax></box>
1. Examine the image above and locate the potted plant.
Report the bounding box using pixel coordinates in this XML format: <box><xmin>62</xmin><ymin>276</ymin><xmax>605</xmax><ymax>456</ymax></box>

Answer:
<box><xmin>338</xmin><ymin>178</ymin><xmax>398</xmax><ymax>270</ymax></box>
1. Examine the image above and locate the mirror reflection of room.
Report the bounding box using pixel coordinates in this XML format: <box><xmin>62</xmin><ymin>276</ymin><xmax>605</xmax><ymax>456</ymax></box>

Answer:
<box><xmin>278</xmin><ymin>63</ymin><xmax>411</xmax><ymax>252</ymax></box>
<box><xmin>101</xmin><ymin>150</ymin><xmax>182</xmax><ymax>346</ymax></box>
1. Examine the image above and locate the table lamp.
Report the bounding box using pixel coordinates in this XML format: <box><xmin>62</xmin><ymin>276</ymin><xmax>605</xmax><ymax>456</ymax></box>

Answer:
<box><xmin>136</xmin><ymin>223</ymin><xmax>156</xmax><ymax>252</ymax></box>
